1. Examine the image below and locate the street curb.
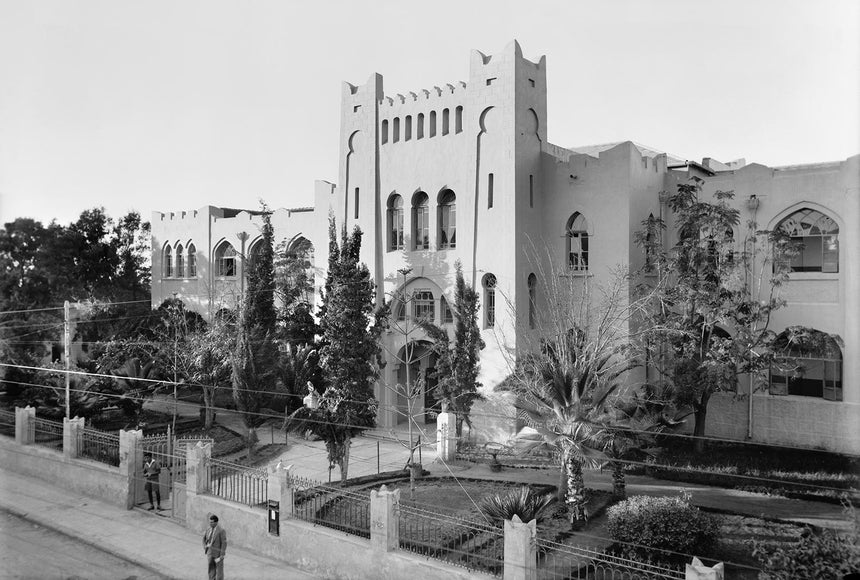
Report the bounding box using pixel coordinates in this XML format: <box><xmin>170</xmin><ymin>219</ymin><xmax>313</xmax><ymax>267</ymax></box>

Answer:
<box><xmin>0</xmin><ymin>505</ymin><xmax>179</xmax><ymax>580</ymax></box>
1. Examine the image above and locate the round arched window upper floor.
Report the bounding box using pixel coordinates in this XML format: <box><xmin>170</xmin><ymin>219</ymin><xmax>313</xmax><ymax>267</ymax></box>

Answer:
<box><xmin>387</xmin><ymin>194</ymin><xmax>404</xmax><ymax>251</ymax></box>
<box><xmin>565</xmin><ymin>213</ymin><xmax>589</xmax><ymax>272</ymax></box>
<box><xmin>776</xmin><ymin>208</ymin><xmax>839</xmax><ymax>273</ymax></box>
<box><xmin>438</xmin><ymin>190</ymin><xmax>456</xmax><ymax>249</ymax></box>
<box><xmin>284</xmin><ymin>236</ymin><xmax>315</xmax><ymax>304</ymax></box>
<box><xmin>413</xmin><ymin>192</ymin><xmax>430</xmax><ymax>250</ymax></box>
<box><xmin>163</xmin><ymin>245</ymin><xmax>173</xmax><ymax>278</ymax></box>
<box><xmin>770</xmin><ymin>327</ymin><xmax>842</xmax><ymax>400</ymax></box>
<box><xmin>482</xmin><ymin>273</ymin><xmax>497</xmax><ymax>328</ymax></box>
<box><xmin>214</xmin><ymin>242</ymin><xmax>237</xmax><ymax>277</ymax></box>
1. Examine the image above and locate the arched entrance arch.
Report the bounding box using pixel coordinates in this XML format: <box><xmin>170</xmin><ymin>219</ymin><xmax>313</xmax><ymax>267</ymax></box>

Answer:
<box><xmin>393</xmin><ymin>340</ymin><xmax>438</xmax><ymax>425</ymax></box>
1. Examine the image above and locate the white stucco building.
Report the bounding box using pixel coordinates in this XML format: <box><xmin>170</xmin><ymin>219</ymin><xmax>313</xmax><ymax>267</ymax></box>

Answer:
<box><xmin>151</xmin><ymin>41</ymin><xmax>859</xmax><ymax>454</ymax></box>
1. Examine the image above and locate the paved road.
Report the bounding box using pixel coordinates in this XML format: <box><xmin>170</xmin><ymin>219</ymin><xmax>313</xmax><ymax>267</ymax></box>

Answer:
<box><xmin>0</xmin><ymin>509</ymin><xmax>163</xmax><ymax>580</ymax></box>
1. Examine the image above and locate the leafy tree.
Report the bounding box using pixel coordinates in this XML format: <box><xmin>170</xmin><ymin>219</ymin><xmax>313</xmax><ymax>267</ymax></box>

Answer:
<box><xmin>276</xmin><ymin>342</ymin><xmax>321</xmax><ymax>415</ymax></box>
<box><xmin>634</xmin><ymin>177</ymin><xmax>795</xmax><ymax>452</ymax></box>
<box><xmin>284</xmin><ymin>218</ymin><xmax>384</xmax><ymax>483</ymax></box>
<box><xmin>111</xmin><ymin>357</ymin><xmax>157</xmax><ymax>425</ymax></box>
<box><xmin>422</xmin><ymin>261</ymin><xmax>484</xmax><ymax>438</ymax></box>
<box><xmin>231</xmin><ymin>208</ymin><xmax>278</xmax><ymax>455</ymax></box>
<box><xmin>185</xmin><ymin>323</ymin><xmax>233</xmax><ymax>430</ymax></box>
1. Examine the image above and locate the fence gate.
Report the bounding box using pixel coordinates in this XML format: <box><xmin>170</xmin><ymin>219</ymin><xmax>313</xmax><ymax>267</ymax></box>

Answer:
<box><xmin>135</xmin><ymin>428</ymin><xmax>212</xmax><ymax>522</ymax></box>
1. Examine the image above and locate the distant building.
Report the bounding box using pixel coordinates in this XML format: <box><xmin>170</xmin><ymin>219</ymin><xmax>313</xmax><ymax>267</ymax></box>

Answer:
<box><xmin>151</xmin><ymin>41</ymin><xmax>859</xmax><ymax>454</ymax></box>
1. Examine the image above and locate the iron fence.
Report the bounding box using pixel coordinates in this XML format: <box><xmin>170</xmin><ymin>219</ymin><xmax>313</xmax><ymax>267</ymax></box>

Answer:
<box><xmin>536</xmin><ymin>538</ymin><xmax>686</xmax><ymax>580</ymax></box>
<box><xmin>398</xmin><ymin>503</ymin><xmax>505</xmax><ymax>577</ymax></box>
<box><xmin>0</xmin><ymin>409</ymin><xmax>14</xmax><ymax>437</ymax></box>
<box><xmin>287</xmin><ymin>474</ymin><xmax>371</xmax><ymax>538</ymax></box>
<box><xmin>32</xmin><ymin>416</ymin><xmax>64</xmax><ymax>450</ymax></box>
<box><xmin>207</xmin><ymin>458</ymin><xmax>268</xmax><ymax>508</ymax></box>
<box><xmin>77</xmin><ymin>427</ymin><xmax>120</xmax><ymax>467</ymax></box>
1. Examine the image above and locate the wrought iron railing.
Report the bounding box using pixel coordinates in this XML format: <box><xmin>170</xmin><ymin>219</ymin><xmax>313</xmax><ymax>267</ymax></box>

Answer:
<box><xmin>535</xmin><ymin>538</ymin><xmax>686</xmax><ymax>580</ymax></box>
<box><xmin>398</xmin><ymin>503</ymin><xmax>505</xmax><ymax>577</ymax></box>
<box><xmin>0</xmin><ymin>409</ymin><xmax>15</xmax><ymax>437</ymax></box>
<box><xmin>32</xmin><ymin>416</ymin><xmax>64</xmax><ymax>450</ymax></box>
<box><xmin>206</xmin><ymin>458</ymin><xmax>268</xmax><ymax>508</ymax></box>
<box><xmin>287</xmin><ymin>474</ymin><xmax>371</xmax><ymax>538</ymax></box>
<box><xmin>77</xmin><ymin>426</ymin><xmax>120</xmax><ymax>466</ymax></box>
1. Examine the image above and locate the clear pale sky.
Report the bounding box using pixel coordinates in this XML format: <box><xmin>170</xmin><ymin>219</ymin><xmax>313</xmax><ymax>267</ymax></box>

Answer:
<box><xmin>1</xmin><ymin>0</ymin><xmax>858</xmax><ymax>227</ymax></box>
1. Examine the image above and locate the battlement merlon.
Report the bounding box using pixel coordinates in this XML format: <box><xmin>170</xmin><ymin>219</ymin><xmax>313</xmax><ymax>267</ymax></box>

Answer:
<box><xmin>342</xmin><ymin>73</ymin><xmax>384</xmax><ymax>108</ymax></box>
<box><xmin>469</xmin><ymin>40</ymin><xmax>546</xmax><ymax>74</ymax></box>
<box><xmin>378</xmin><ymin>81</ymin><xmax>468</xmax><ymax>110</ymax></box>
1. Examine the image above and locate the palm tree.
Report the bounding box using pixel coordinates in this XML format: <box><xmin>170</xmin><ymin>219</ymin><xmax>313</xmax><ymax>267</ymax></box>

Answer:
<box><xmin>511</xmin><ymin>330</ymin><xmax>628</xmax><ymax>522</ymax></box>
<box><xmin>112</xmin><ymin>357</ymin><xmax>156</xmax><ymax>427</ymax></box>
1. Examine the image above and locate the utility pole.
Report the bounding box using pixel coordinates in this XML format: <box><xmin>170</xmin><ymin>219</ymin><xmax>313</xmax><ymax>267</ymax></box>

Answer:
<box><xmin>64</xmin><ymin>301</ymin><xmax>71</xmax><ymax>419</ymax></box>
<box><xmin>171</xmin><ymin>292</ymin><xmax>179</xmax><ymax>438</ymax></box>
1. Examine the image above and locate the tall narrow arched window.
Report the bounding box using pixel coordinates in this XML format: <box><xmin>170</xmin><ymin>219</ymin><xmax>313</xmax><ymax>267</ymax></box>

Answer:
<box><xmin>527</xmin><ymin>273</ymin><xmax>537</xmax><ymax>329</ymax></box>
<box><xmin>215</xmin><ymin>242</ymin><xmax>237</xmax><ymax>277</ymax></box>
<box><xmin>393</xmin><ymin>117</ymin><xmax>400</xmax><ymax>143</ymax></box>
<box><xmin>440</xmin><ymin>296</ymin><xmax>454</xmax><ymax>324</ymax></box>
<box><xmin>163</xmin><ymin>245</ymin><xmax>173</xmax><ymax>278</ymax></box>
<box><xmin>175</xmin><ymin>244</ymin><xmax>184</xmax><ymax>278</ymax></box>
<box><xmin>442</xmin><ymin>108</ymin><xmax>450</xmax><ymax>135</ymax></box>
<box><xmin>566</xmin><ymin>213</ymin><xmax>589</xmax><ymax>271</ymax></box>
<box><xmin>455</xmin><ymin>106</ymin><xmax>463</xmax><ymax>133</ymax></box>
<box><xmin>381</xmin><ymin>119</ymin><xmax>389</xmax><ymax>144</ymax></box>
<box><xmin>187</xmin><ymin>243</ymin><xmax>197</xmax><ymax>277</ymax></box>
<box><xmin>483</xmin><ymin>273</ymin><xmax>497</xmax><ymax>328</ymax></box>
<box><xmin>438</xmin><ymin>190</ymin><xmax>456</xmax><ymax>249</ymax></box>
<box><xmin>413</xmin><ymin>192</ymin><xmax>430</xmax><ymax>250</ymax></box>
<box><xmin>405</xmin><ymin>115</ymin><xmax>412</xmax><ymax>141</ymax></box>
<box><xmin>771</xmin><ymin>328</ymin><xmax>842</xmax><ymax>400</ymax></box>
<box><xmin>429</xmin><ymin>111</ymin><xmax>437</xmax><ymax>137</ymax></box>
<box><xmin>417</xmin><ymin>113</ymin><xmax>425</xmax><ymax>139</ymax></box>
<box><xmin>285</xmin><ymin>237</ymin><xmax>315</xmax><ymax>304</ymax></box>
<box><xmin>388</xmin><ymin>194</ymin><xmax>404</xmax><ymax>251</ymax></box>
<box><xmin>776</xmin><ymin>208</ymin><xmax>839</xmax><ymax>273</ymax></box>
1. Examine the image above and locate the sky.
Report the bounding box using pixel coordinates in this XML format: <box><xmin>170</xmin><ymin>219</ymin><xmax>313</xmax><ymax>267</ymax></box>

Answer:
<box><xmin>1</xmin><ymin>0</ymin><xmax>858</xmax><ymax>227</ymax></box>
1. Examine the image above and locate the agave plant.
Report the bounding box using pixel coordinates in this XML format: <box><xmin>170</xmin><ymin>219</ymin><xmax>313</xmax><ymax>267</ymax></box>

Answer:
<box><xmin>478</xmin><ymin>486</ymin><xmax>555</xmax><ymax>527</ymax></box>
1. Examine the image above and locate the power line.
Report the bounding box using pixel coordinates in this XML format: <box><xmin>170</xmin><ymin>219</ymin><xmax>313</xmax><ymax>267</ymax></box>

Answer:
<box><xmin>0</xmin><ymin>299</ymin><xmax>152</xmax><ymax>317</ymax></box>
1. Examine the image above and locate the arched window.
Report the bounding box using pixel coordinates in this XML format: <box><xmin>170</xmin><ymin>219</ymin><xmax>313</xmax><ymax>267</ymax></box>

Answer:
<box><xmin>527</xmin><ymin>273</ymin><xmax>537</xmax><ymax>329</ymax></box>
<box><xmin>777</xmin><ymin>208</ymin><xmax>839</xmax><ymax>273</ymax></box>
<box><xmin>285</xmin><ymin>237</ymin><xmax>315</xmax><ymax>304</ymax></box>
<box><xmin>413</xmin><ymin>289</ymin><xmax>435</xmax><ymax>322</ymax></box>
<box><xmin>413</xmin><ymin>192</ymin><xmax>430</xmax><ymax>250</ymax></box>
<box><xmin>405</xmin><ymin>115</ymin><xmax>412</xmax><ymax>141</ymax></box>
<box><xmin>455</xmin><ymin>106</ymin><xmax>463</xmax><ymax>133</ymax></box>
<box><xmin>438</xmin><ymin>190</ymin><xmax>456</xmax><ymax>249</ymax></box>
<box><xmin>381</xmin><ymin>119</ymin><xmax>389</xmax><ymax>144</ymax></box>
<box><xmin>187</xmin><ymin>244</ymin><xmax>197</xmax><ymax>277</ymax></box>
<box><xmin>429</xmin><ymin>111</ymin><xmax>437</xmax><ymax>138</ymax></box>
<box><xmin>566</xmin><ymin>213</ymin><xmax>589</xmax><ymax>271</ymax></box>
<box><xmin>388</xmin><ymin>194</ymin><xmax>404</xmax><ymax>251</ymax></box>
<box><xmin>393</xmin><ymin>117</ymin><xmax>400</xmax><ymax>143</ymax></box>
<box><xmin>440</xmin><ymin>296</ymin><xmax>454</xmax><ymax>324</ymax></box>
<box><xmin>483</xmin><ymin>273</ymin><xmax>497</xmax><ymax>328</ymax></box>
<box><xmin>175</xmin><ymin>244</ymin><xmax>184</xmax><ymax>278</ymax></box>
<box><xmin>163</xmin><ymin>245</ymin><xmax>173</xmax><ymax>278</ymax></box>
<box><xmin>770</xmin><ymin>328</ymin><xmax>842</xmax><ymax>400</ymax></box>
<box><xmin>215</xmin><ymin>242</ymin><xmax>237</xmax><ymax>277</ymax></box>
<box><xmin>442</xmin><ymin>108</ymin><xmax>450</xmax><ymax>135</ymax></box>
<box><xmin>417</xmin><ymin>113</ymin><xmax>425</xmax><ymax>139</ymax></box>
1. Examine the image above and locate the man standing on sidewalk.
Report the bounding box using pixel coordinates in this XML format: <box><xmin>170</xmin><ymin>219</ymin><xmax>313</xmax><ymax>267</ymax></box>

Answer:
<box><xmin>203</xmin><ymin>514</ymin><xmax>227</xmax><ymax>580</ymax></box>
<box><xmin>142</xmin><ymin>453</ymin><xmax>162</xmax><ymax>510</ymax></box>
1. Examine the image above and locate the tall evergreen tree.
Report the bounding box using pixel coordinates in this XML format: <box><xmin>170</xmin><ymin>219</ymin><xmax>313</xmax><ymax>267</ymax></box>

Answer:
<box><xmin>284</xmin><ymin>217</ymin><xmax>383</xmax><ymax>483</ymax></box>
<box><xmin>231</xmin><ymin>208</ymin><xmax>278</xmax><ymax>455</ymax></box>
<box><xmin>423</xmin><ymin>261</ymin><xmax>484</xmax><ymax>437</ymax></box>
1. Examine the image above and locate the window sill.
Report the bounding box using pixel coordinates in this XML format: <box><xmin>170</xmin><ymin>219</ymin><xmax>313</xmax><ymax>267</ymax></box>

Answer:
<box><xmin>786</xmin><ymin>272</ymin><xmax>839</xmax><ymax>281</ymax></box>
<box><xmin>559</xmin><ymin>271</ymin><xmax>593</xmax><ymax>278</ymax></box>
<box><xmin>766</xmin><ymin>392</ymin><xmax>842</xmax><ymax>403</ymax></box>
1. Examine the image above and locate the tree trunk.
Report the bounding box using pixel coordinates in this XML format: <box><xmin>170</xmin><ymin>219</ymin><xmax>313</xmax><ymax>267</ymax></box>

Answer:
<box><xmin>565</xmin><ymin>455</ymin><xmax>587</xmax><ymax>522</ymax></box>
<box><xmin>339</xmin><ymin>437</ymin><xmax>351</xmax><ymax>484</ymax></box>
<box><xmin>612</xmin><ymin>461</ymin><xmax>626</xmax><ymax>498</ymax></box>
<box><xmin>246</xmin><ymin>426</ymin><xmax>258</xmax><ymax>458</ymax></box>
<box><xmin>693</xmin><ymin>391</ymin><xmax>711</xmax><ymax>454</ymax></box>
<box><xmin>203</xmin><ymin>388</ymin><xmax>214</xmax><ymax>430</ymax></box>
<box><xmin>557</xmin><ymin>456</ymin><xmax>568</xmax><ymax>502</ymax></box>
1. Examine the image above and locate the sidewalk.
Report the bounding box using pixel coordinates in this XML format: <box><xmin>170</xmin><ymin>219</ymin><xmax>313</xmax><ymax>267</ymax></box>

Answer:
<box><xmin>0</xmin><ymin>470</ymin><xmax>317</xmax><ymax>580</ymax></box>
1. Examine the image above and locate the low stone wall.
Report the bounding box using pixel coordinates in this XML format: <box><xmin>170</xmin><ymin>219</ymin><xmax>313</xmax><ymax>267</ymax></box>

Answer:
<box><xmin>185</xmin><ymin>492</ymin><xmax>492</xmax><ymax>580</ymax></box>
<box><xmin>0</xmin><ymin>436</ymin><xmax>127</xmax><ymax>506</ymax></box>
<box><xmin>685</xmin><ymin>392</ymin><xmax>860</xmax><ymax>455</ymax></box>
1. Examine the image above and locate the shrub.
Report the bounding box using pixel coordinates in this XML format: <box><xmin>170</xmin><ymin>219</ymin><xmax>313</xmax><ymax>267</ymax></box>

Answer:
<box><xmin>478</xmin><ymin>486</ymin><xmax>555</xmax><ymax>526</ymax></box>
<box><xmin>606</xmin><ymin>491</ymin><xmax>717</xmax><ymax>561</ymax></box>
<box><xmin>753</xmin><ymin>526</ymin><xmax>860</xmax><ymax>579</ymax></box>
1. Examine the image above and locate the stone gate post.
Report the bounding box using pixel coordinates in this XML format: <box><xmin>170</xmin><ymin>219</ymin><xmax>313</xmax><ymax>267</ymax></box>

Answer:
<box><xmin>15</xmin><ymin>406</ymin><xmax>35</xmax><ymax>445</ymax></box>
<box><xmin>436</xmin><ymin>408</ymin><xmax>457</xmax><ymax>462</ymax></box>
<box><xmin>63</xmin><ymin>416</ymin><xmax>85</xmax><ymax>458</ymax></box>
<box><xmin>370</xmin><ymin>485</ymin><xmax>400</xmax><ymax>552</ymax></box>
<box><xmin>119</xmin><ymin>429</ymin><xmax>143</xmax><ymax>509</ymax></box>
<box><xmin>504</xmin><ymin>515</ymin><xmax>537</xmax><ymax>580</ymax></box>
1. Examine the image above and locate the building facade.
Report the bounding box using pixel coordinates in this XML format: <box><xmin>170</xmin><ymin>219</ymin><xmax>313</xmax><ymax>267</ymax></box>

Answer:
<box><xmin>151</xmin><ymin>41</ymin><xmax>859</xmax><ymax>454</ymax></box>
